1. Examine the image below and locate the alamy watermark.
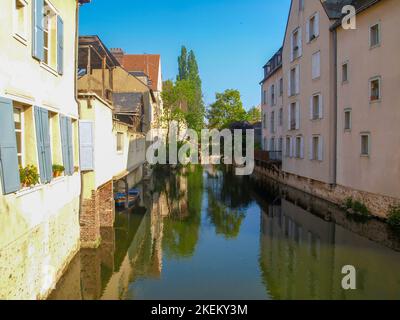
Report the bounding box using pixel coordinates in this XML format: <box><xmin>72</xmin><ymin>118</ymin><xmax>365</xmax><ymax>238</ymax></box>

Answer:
<box><xmin>145</xmin><ymin>122</ymin><xmax>255</xmax><ymax>176</ymax></box>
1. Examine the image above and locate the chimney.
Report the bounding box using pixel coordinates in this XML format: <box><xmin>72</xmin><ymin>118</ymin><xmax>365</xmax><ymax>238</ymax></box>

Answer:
<box><xmin>110</xmin><ymin>48</ymin><xmax>124</xmax><ymax>64</ymax></box>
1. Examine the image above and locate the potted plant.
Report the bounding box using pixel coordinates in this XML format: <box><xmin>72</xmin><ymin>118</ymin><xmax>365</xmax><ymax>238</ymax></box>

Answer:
<box><xmin>19</xmin><ymin>165</ymin><xmax>40</xmax><ymax>188</ymax></box>
<box><xmin>52</xmin><ymin>164</ymin><xmax>65</xmax><ymax>178</ymax></box>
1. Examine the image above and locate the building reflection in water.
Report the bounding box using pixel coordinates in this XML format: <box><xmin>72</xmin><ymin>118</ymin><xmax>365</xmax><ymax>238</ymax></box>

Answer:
<box><xmin>49</xmin><ymin>166</ymin><xmax>400</xmax><ymax>300</ymax></box>
<box><xmin>257</xmin><ymin>180</ymin><xmax>400</xmax><ymax>300</ymax></box>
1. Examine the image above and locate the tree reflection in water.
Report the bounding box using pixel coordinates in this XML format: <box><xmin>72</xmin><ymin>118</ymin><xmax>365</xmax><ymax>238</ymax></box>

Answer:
<box><xmin>153</xmin><ymin>165</ymin><xmax>203</xmax><ymax>259</ymax></box>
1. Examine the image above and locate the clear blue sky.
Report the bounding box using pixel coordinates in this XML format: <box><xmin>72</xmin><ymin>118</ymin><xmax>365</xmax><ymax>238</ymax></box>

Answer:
<box><xmin>79</xmin><ymin>0</ymin><xmax>291</xmax><ymax>110</ymax></box>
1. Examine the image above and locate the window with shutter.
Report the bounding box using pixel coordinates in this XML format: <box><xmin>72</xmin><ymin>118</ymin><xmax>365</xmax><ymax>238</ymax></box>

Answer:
<box><xmin>0</xmin><ymin>98</ymin><xmax>21</xmax><ymax>194</ymax></box>
<box><xmin>79</xmin><ymin>121</ymin><xmax>94</xmax><ymax>171</ymax></box>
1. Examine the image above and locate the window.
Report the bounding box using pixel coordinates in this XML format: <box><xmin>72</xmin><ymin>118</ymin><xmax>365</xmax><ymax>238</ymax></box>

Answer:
<box><xmin>312</xmin><ymin>51</ymin><xmax>321</xmax><ymax>79</ymax></box>
<box><xmin>311</xmin><ymin>94</ymin><xmax>321</xmax><ymax>120</ymax></box>
<box><xmin>279</xmin><ymin>78</ymin><xmax>283</xmax><ymax>96</ymax></box>
<box><xmin>299</xmin><ymin>0</ymin><xmax>304</xmax><ymax>12</ymax></box>
<box><xmin>271</xmin><ymin>84</ymin><xmax>275</xmax><ymax>106</ymax></box>
<box><xmin>344</xmin><ymin>109</ymin><xmax>352</xmax><ymax>130</ymax></box>
<box><xmin>33</xmin><ymin>1</ymin><xmax>64</xmax><ymax>74</ymax></box>
<box><xmin>370</xmin><ymin>77</ymin><xmax>381</xmax><ymax>102</ymax></box>
<box><xmin>269</xmin><ymin>138</ymin><xmax>275</xmax><ymax>152</ymax></box>
<box><xmin>290</xmin><ymin>67</ymin><xmax>297</xmax><ymax>96</ymax></box>
<box><xmin>13</xmin><ymin>107</ymin><xmax>23</xmax><ymax>166</ymax></box>
<box><xmin>14</xmin><ymin>0</ymin><xmax>27</xmax><ymax>41</ymax></box>
<box><xmin>342</xmin><ymin>63</ymin><xmax>348</xmax><ymax>83</ymax></box>
<box><xmin>117</xmin><ymin>132</ymin><xmax>124</xmax><ymax>152</ymax></box>
<box><xmin>308</xmin><ymin>14</ymin><xmax>319</xmax><ymax>42</ymax></box>
<box><xmin>312</xmin><ymin>136</ymin><xmax>319</xmax><ymax>160</ymax></box>
<box><xmin>286</xmin><ymin>137</ymin><xmax>291</xmax><ymax>157</ymax></box>
<box><xmin>292</xmin><ymin>29</ymin><xmax>300</xmax><ymax>60</ymax></box>
<box><xmin>290</xmin><ymin>103</ymin><xmax>297</xmax><ymax>130</ymax></box>
<box><xmin>263</xmin><ymin>89</ymin><xmax>267</xmax><ymax>105</ymax></box>
<box><xmin>361</xmin><ymin>134</ymin><xmax>370</xmax><ymax>156</ymax></box>
<box><xmin>278</xmin><ymin>137</ymin><xmax>283</xmax><ymax>152</ymax></box>
<box><xmin>295</xmin><ymin>136</ymin><xmax>302</xmax><ymax>158</ymax></box>
<box><xmin>279</xmin><ymin>108</ymin><xmax>283</xmax><ymax>126</ymax></box>
<box><xmin>263</xmin><ymin>113</ymin><xmax>267</xmax><ymax>129</ymax></box>
<box><xmin>270</xmin><ymin>111</ymin><xmax>275</xmax><ymax>133</ymax></box>
<box><xmin>370</xmin><ymin>24</ymin><xmax>380</xmax><ymax>47</ymax></box>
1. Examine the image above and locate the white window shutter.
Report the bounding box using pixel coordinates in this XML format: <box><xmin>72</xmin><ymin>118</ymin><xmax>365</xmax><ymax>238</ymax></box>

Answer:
<box><xmin>315</xmin><ymin>13</ymin><xmax>320</xmax><ymax>37</ymax></box>
<box><xmin>300</xmin><ymin>137</ymin><xmax>304</xmax><ymax>159</ymax></box>
<box><xmin>79</xmin><ymin>121</ymin><xmax>95</xmax><ymax>171</ymax></box>
<box><xmin>287</xmin><ymin>105</ymin><xmax>291</xmax><ymax>130</ymax></box>
<box><xmin>298</xmin><ymin>28</ymin><xmax>302</xmax><ymax>57</ymax></box>
<box><xmin>295</xmin><ymin>102</ymin><xmax>300</xmax><ymax>130</ymax></box>
<box><xmin>309</xmin><ymin>137</ymin><xmax>313</xmax><ymax>160</ymax></box>
<box><xmin>319</xmin><ymin>94</ymin><xmax>323</xmax><ymax>119</ymax></box>
<box><xmin>312</xmin><ymin>52</ymin><xmax>321</xmax><ymax>79</ymax></box>
<box><xmin>318</xmin><ymin>136</ymin><xmax>324</xmax><ymax>161</ymax></box>
<box><xmin>306</xmin><ymin>19</ymin><xmax>310</xmax><ymax>43</ymax></box>
<box><xmin>295</xmin><ymin>65</ymin><xmax>300</xmax><ymax>94</ymax></box>
<box><xmin>287</xmin><ymin>72</ymin><xmax>291</xmax><ymax>97</ymax></box>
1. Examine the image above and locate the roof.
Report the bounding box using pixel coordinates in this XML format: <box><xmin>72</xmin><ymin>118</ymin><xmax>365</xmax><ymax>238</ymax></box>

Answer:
<box><xmin>260</xmin><ymin>47</ymin><xmax>283</xmax><ymax>84</ymax></box>
<box><xmin>327</xmin><ymin>0</ymin><xmax>382</xmax><ymax>29</ymax></box>
<box><xmin>113</xmin><ymin>92</ymin><xmax>143</xmax><ymax>114</ymax></box>
<box><xmin>321</xmin><ymin>0</ymin><xmax>382</xmax><ymax>20</ymax></box>
<box><xmin>120</xmin><ymin>55</ymin><xmax>161</xmax><ymax>91</ymax></box>
<box><xmin>78</xmin><ymin>36</ymin><xmax>121</xmax><ymax>69</ymax></box>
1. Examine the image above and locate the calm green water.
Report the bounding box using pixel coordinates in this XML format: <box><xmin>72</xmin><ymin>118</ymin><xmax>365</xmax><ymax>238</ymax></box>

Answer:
<box><xmin>49</xmin><ymin>165</ymin><xmax>400</xmax><ymax>300</ymax></box>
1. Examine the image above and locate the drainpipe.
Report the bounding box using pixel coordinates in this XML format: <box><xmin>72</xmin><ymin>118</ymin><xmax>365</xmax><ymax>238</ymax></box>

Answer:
<box><xmin>332</xmin><ymin>28</ymin><xmax>338</xmax><ymax>186</ymax></box>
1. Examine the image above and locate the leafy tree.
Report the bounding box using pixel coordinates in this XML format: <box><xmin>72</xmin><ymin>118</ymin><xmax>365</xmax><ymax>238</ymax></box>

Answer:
<box><xmin>206</xmin><ymin>89</ymin><xmax>249</xmax><ymax>129</ymax></box>
<box><xmin>247</xmin><ymin>106</ymin><xmax>261</xmax><ymax>124</ymax></box>
<box><xmin>177</xmin><ymin>46</ymin><xmax>188</xmax><ymax>81</ymax></box>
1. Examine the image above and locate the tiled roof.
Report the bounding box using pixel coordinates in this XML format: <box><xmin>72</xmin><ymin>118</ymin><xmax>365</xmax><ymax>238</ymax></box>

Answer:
<box><xmin>321</xmin><ymin>0</ymin><xmax>381</xmax><ymax>19</ymax></box>
<box><xmin>120</xmin><ymin>55</ymin><xmax>161</xmax><ymax>92</ymax></box>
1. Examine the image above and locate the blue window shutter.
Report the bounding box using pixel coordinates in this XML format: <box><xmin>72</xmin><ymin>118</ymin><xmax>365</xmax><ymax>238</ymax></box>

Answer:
<box><xmin>79</xmin><ymin>121</ymin><xmax>94</xmax><ymax>171</ymax></box>
<box><xmin>66</xmin><ymin>118</ymin><xmax>74</xmax><ymax>175</ymax></box>
<box><xmin>32</xmin><ymin>0</ymin><xmax>44</xmax><ymax>61</ymax></box>
<box><xmin>57</xmin><ymin>16</ymin><xmax>64</xmax><ymax>75</ymax></box>
<box><xmin>35</xmin><ymin>106</ymin><xmax>51</xmax><ymax>183</ymax></box>
<box><xmin>60</xmin><ymin>115</ymin><xmax>69</xmax><ymax>174</ymax></box>
<box><xmin>0</xmin><ymin>98</ymin><xmax>21</xmax><ymax>194</ymax></box>
<box><xmin>40</xmin><ymin>108</ymin><xmax>52</xmax><ymax>181</ymax></box>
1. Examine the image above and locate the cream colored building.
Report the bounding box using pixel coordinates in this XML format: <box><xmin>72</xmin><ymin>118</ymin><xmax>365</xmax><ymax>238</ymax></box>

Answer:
<box><xmin>282</xmin><ymin>0</ymin><xmax>337</xmax><ymax>184</ymax></box>
<box><xmin>0</xmin><ymin>0</ymin><xmax>87</xmax><ymax>299</ymax></box>
<box><xmin>335</xmin><ymin>0</ymin><xmax>400</xmax><ymax>200</ymax></box>
<box><xmin>260</xmin><ymin>47</ymin><xmax>284</xmax><ymax>158</ymax></box>
<box><xmin>258</xmin><ymin>0</ymin><xmax>399</xmax><ymax>216</ymax></box>
<box><xmin>78</xmin><ymin>93</ymin><xmax>146</xmax><ymax>247</ymax></box>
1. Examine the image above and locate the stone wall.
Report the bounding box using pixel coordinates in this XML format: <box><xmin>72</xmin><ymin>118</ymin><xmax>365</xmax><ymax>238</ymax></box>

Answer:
<box><xmin>254</xmin><ymin>166</ymin><xmax>399</xmax><ymax>218</ymax></box>
<box><xmin>0</xmin><ymin>199</ymin><xmax>80</xmax><ymax>300</ymax></box>
<box><xmin>80</xmin><ymin>180</ymin><xmax>114</xmax><ymax>248</ymax></box>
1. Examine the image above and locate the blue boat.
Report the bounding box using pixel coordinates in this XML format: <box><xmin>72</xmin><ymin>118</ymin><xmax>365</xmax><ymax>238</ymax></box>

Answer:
<box><xmin>114</xmin><ymin>189</ymin><xmax>140</xmax><ymax>208</ymax></box>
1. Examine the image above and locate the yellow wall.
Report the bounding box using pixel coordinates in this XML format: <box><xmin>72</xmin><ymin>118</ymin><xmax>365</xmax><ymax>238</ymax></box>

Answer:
<box><xmin>0</xmin><ymin>0</ymin><xmax>81</xmax><ymax>299</ymax></box>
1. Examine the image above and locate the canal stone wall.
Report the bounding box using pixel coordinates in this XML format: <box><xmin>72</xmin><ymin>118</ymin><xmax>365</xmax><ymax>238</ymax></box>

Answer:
<box><xmin>0</xmin><ymin>198</ymin><xmax>80</xmax><ymax>300</ymax></box>
<box><xmin>254</xmin><ymin>166</ymin><xmax>398</xmax><ymax>218</ymax></box>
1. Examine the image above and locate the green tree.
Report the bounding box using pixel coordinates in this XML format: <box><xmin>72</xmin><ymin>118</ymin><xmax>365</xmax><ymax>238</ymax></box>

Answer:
<box><xmin>206</xmin><ymin>89</ymin><xmax>249</xmax><ymax>129</ymax></box>
<box><xmin>247</xmin><ymin>106</ymin><xmax>261</xmax><ymax>124</ymax></box>
<box><xmin>177</xmin><ymin>46</ymin><xmax>188</xmax><ymax>81</ymax></box>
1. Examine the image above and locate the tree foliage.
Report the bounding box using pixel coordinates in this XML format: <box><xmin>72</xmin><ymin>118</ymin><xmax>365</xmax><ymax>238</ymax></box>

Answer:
<box><xmin>206</xmin><ymin>89</ymin><xmax>249</xmax><ymax>129</ymax></box>
<box><xmin>247</xmin><ymin>106</ymin><xmax>261</xmax><ymax>124</ymax></box>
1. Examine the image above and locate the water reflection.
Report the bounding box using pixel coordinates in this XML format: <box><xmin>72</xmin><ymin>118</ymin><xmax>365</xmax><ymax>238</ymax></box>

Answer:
<box><xmin>50</xmin><ymin>165</ymin><xmax>400</xmax><ymax>300</ymax></box>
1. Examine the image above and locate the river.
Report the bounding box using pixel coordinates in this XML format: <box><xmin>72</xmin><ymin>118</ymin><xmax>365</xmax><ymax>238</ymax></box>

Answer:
<box><xmin>49</xmin><ymin>165</ymin><xmax>400</xmax><ymax>300</ymax></box>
